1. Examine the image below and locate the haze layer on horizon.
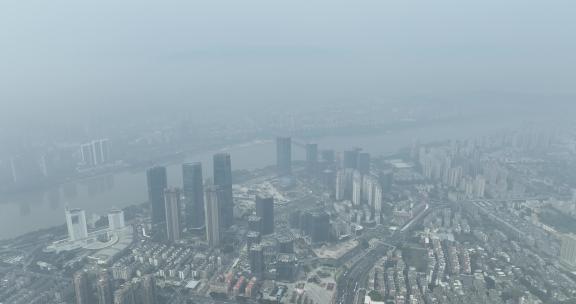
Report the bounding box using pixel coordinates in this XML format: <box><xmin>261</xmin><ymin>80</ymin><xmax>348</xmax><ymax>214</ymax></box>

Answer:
<box><xmin>1</xmin><ymin>0</ymin><xmax>575</xmax><ymax>125</ymax></box>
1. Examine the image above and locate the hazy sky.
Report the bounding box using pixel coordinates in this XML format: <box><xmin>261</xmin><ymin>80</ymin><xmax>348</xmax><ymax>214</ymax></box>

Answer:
<box><xmin>1</xmin><ymin>0</ymin><xmax>575</xmax><ymax>124</ymax></box>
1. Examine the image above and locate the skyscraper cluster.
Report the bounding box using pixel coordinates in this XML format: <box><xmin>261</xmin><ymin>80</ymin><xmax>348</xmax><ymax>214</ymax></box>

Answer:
<box><xmin>145</xmin><ymin>153</ymin><xmax>234</xmax><ymax>246</ymax></box>
<box><xmin>334</xmin><ymin>148</ymin><xmax>384</xmax><ymax>222</ymax></box>
<box><xmin>418</xmin><ymin>144</ymin><xmax>489</xmax><ymax>200</ymax></box>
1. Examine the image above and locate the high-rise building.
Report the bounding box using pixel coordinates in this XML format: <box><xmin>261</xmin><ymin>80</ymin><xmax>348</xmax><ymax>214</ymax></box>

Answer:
<box><xmin>81</xmin><ymin>143</ymin><xmax>95</xmax><ymax>167</ymax></box>
<box><xmin>379</xmin><ymin>170</ymin><xmax>394</xmax><ymax>193</ymax></box>
<box><xmin>74</xmin><ymin>270</ymin><xmax>90</xmax><ymax>304</ymax></box>
<box><xmin>97</xmin><ymin>270</ymin><xmax>113</xmax><ymax>304</ymax></box>
<box><xmin>352</xmin><ymin>171</ymin><xmax>363</xmax><ymax>206</ymax></box>
<box><xmin>146</xmin><ymin>166</ymin><xmax>167</xmax><ymax>225</ymax></box>
<box><xmin>255</xmin><ymin>196</ymin><xmax>274</xmax><ymax>235</ymax></box>
<box><xmin>138</xmin><ymin>275</ymin><xmax>156</xmax><ymax>304</ymax></box>
<box><xmin>100</xmin><ymin>139</ymin><xmax>111</xmax><ymax>164</ymax></box>
<box><xmin>305</xmin><ymin>143</ymin><xmax>318</xmax><ymax>176</ymax></box>
<box><xmin>335</xmin><ymin>169</ymin><xmax>354</xmax><ymax>201</ymax></box>
<box><xmin>205</xmin><ymin>185</ymin><xmax>222</xmax><ymax>248</ymax></box>
<box><xmin>373</xmin><ymin>183</ymin><xmax>383</xmax><ymax>216</ymax></box>
<box><xmin>342</xmin><ymin>149</ymin><xmax>359</xmax><ymax>169</ymax></box>
<box><xmin>310</xmin><ymin>211</ymin><xmax>330</xmax><ymax>243</ymax></box>
<box><xmin>276</xmin><ymin>137</ymin><xmax>292</xmax><ymax>176</ymax></box>
<box><xmin>182</xmin><ymin>162</ymin><xmax>205</xmax><ymax>230</ymax></box>
<box><xmin>357</xmin><ymin>152</ymin><xmax>371</xmax><ymax>175</ymax></box>
<box><xmin>114</xmin><ymin>283</ymin><xmax>135</xmax><ymax>304</ymax></box>
<box><xmin>213</xmin><ymin>153</ymin><xmax>233</xmax><ymax>228</ymax></box>
<box><xmin>164</xmin><ymin>188</ymin><xmax>182</xmax><ymax>242</ymax></box>
<box><xmin>249</xmin><ymin>244</ymin><xmax>265</xmax><ymax>278</ymax></box>
<box><xmin>66</xmin><ymin>208</ymin><xmax>88</xmax><ymax>242</ymax></box>
<box><xmin>108</xmin><ymin>209</ymin><xmax>125</xmax><ymax>231</ymax></box>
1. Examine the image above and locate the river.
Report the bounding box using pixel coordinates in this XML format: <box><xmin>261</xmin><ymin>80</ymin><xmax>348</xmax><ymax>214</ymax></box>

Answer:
<box><xmin>0</xmin><ymin>119</ymin><xmax>519</xmax><ymax>240</ymax></box>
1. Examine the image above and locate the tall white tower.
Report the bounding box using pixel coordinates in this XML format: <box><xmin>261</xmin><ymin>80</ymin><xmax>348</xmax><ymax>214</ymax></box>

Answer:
<box><xmin>65</xmin><ymin>208</ymin><xmax>88</xmax><ymax>241</ymax></box>
<box><xmin>352</xmin><ymin>171</ymin><xmax>363</xmax><ymax>206</ymax></box>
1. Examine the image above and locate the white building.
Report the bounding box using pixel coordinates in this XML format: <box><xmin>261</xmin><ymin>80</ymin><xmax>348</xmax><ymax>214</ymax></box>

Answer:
<box><xmin>108</xmin><ymin>209</ymin><xmax>125</xmax><ymax>231</ymax></box>
<box><xmin>65</xmin><ymin>208</ymin><xmax>88</xmax><ymax>242</ymax></box>
<box><xmin>81</xmin><ymin>138</ymin><xmax>111</xmax><ymax>167</ymax></box>
<box><xmin>352</xmin><ymin>171</ymin><xmax>363</xmax><ymax>207</ymax></box>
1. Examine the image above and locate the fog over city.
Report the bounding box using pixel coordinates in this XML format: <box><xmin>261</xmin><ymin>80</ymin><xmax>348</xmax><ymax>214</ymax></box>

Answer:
<box><xmin>1</xmin><ymin>1</ymin><xmax>576</xmax><ymax>304</ymax></box>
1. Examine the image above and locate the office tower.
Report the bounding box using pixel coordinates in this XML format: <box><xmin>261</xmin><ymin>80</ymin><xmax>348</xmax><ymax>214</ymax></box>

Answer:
<box><xmin>310</xmin><ymin>211</ymin><xmax>330</xmax><ymax>243</ymax></box>
<box><xmin>139</xmin><ymin>275</ymin><xmax>156</xmax><ymax>304</ymax></box>
<box><xmin>146</xmin><ymin>166</ymin><xmax>167</xmax><ymax>225</ymax></box>
<box><xmin>335</xmin><ymin>169</ymin><xmax>354</xmax><ymax>201</ymax></box>
<box><xmin>81</xmin><ymin>143</ymin><xmax>95</xmax><ymax>167</ymax></box>
<box><xmin>561</xmin><ymin>234</ymin><xmax>576</xmax><ymax>268</ymax></box>
<box><xmin>305</xmin><ymin>143</ymin><xmax>318</xmax><ymax>176</ymax></box>
<box><xmin>182</xmin><ymin>162</ymin><xmax>205</xmax><ymax>230</ymax></box>
<box><xmin>342</xmin><ymin>149</ymin><xmax>359</xmax><ymax>169</ymax></box>
<box><xmin>249</xmin><ymin>244</ymin><xmax>265</xmax><ymax>277</ymax></box>
<box><xmin>255</xmin><ymin>196</ymin><xmax>274</xmax><ymax>235</ymax></box>
<box><xmin>108</xmin><ymin>209</ymin><xmax>125</xmax><ymax>231</ymax></box>
<box><xmin>66</xmin><ymin>208</ymin><xmax>88</xmax><ymax>242</ymax></box>
<box><xmin>97</xmin><ymin>270</ymin><xmax>113</xmax><ymax>304</ymax></box>
<box><xmin>357</xmin><ymin>152</ymin><xmax>371</xmax><ymax>175</ymax></box>
<box><xmin>373</xmin><ymin>183</ymin><xmax>383</xmax><ymax>217</ymax></box>
<box><xmin>213</xmin><ymin>153</ymin><xmax>233</xmax><ymax>228</ymax></box>
<box><xmin>276</xmin><ymin>137</ymin><xmax>292</xmax><ymax>176</ymax></box>
<box><xmin>114</xmin><ymin>283</ymin><xmax>135</xmax><ymax>304</ymax></box>
<box><xmin>352</xmin><ymin>171</ymin><xmax>363</xmax><ymax>206</ymax></box>
<box><xmin>473</xmin><ymin>175</ymin><xmax>486</xmax><ymax>198</ymax></box>
<box><xmin>74</xmin><ymin>270</ymin><xmax>90</xmax><ymax>304</ymax></box>
<box><xmin>362</xmin><ymin>175</ymin><xmax>373</xmax><ymax>206</ymax></box>
<box><xmin>164</xmin><ymin>188</ymin><xmax>182</xmax><ymax>242</ymax></box>
<box><xmin>248</xmin><ymin>215</ymin><xmax>263</xmax><ymax>234</ymax></box>
<box><xmin>205</xmin><ymin>185</ymin><xmax>222</xmax><ymax>247</ymax></box>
